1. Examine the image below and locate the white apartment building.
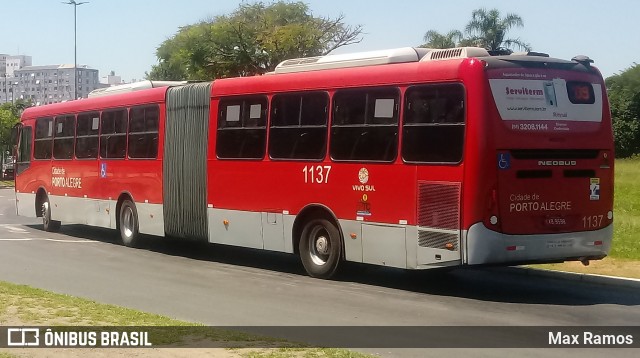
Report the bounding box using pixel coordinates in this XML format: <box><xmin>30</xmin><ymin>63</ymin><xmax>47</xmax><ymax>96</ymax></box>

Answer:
<box><xmin>1</xmin><ymin>64</ymin><xmax>102</xmax><ymax>105</ymax></box>
<box><xmin>4</xmin><ymin>55</ymin><xmax>33</xmax><ymax>77</ymax></box>
<box><xmin>1</xmin><ymin>52</ymin><xmax>102</xmax><ymax>105</ymax></box>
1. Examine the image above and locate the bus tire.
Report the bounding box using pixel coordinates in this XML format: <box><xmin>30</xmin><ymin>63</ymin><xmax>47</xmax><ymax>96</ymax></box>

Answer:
<box><xmin>41</xmin><ymin>197</ymin><xmax>61</xmax><ymax>232</ymax></box>
<box><xmin>119</xmin><ymin>200</ymin><xmax>140</xmax><ymax>247</ymax></box>
<box><xmin>299</xmin><ymin>218</ymin><xmax>342</xmax><ymax>279</ymax></box>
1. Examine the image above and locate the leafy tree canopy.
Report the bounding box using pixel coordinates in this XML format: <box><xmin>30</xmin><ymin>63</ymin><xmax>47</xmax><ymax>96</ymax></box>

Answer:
<box><xmin>421</xmin><ymin>8</ymin><xmax>530</xmax><ymax>53</ymax></box>
<box><xmin>0</xmin><ymin>100</ymin><xmax>32</xmax><ymax>150</ymax></box>
<box><xmin>607</xmin><ymin>63</ymin><xmax>640</xmax><ymax>95</ymax></box>
<box><xmin>147</xmin><ymin>1</ymin><xmax>363</xmax><ymax>80</ymax></box>
<box><xmin>606</xmin><ymin>63</ymin><xmax>640</xmax><ymax>157</ymax></box>
<box><xmin>421</xmin><ymin>30</ymin><xmax>463</xmax><ymax>49</ymax></box>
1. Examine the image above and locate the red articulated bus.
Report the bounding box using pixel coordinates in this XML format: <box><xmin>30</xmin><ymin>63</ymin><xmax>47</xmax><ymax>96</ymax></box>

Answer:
<box><xmin>13</xmin><ymin>47</ymin><xmax>614</xmax><ymax>279</ymax></box>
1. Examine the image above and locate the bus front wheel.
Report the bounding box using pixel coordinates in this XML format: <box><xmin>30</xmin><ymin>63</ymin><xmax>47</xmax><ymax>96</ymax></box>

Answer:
<box><xmin>299</xmin><ymin>218</ymin><xmax>342</xmax><ymax>279</ymax></box>
<box><xmin>41</xmin><ymin>198</ymin><xmax>61</xmax><ymax>232</ymax></box>
<box><xmin>119</xmin><ymin>200</ymin><xmax>140</xmax><ymax>247</ymax></box>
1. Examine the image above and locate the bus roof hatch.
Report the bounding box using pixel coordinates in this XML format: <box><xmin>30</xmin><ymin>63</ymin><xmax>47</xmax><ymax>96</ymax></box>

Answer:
<box><xmin>273</xmin><ymin>47</ymin><xmax>431</xmax><ymax>74</ymax></box>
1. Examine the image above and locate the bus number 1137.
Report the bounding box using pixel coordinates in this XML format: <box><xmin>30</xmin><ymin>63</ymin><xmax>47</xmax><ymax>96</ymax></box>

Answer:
<box><xmin>303</xmin><ymin>165</ymin><xmax>332</xmax><ymax>184</ymax></box>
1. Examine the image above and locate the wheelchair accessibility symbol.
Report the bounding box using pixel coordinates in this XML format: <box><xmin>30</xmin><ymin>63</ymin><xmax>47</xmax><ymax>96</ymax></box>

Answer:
<box><xmin>497</xmin><ymin>153</ymin><xmax>511</xmax><ymax>170</ymax></box>
<box><xmin>100</xmin><ymin>163</ymin><xmax>107</xmax><ymax>178</ymax></box>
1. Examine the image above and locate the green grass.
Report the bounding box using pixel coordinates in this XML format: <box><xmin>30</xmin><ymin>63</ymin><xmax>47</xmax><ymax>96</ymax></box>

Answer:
<box><xmin>0</xmin><ymin>281</ymin><xmax>192</xmax><ymax>327</ymax></box>
<box><xmin>0</xmin><ymin>281</ymin><xmax>277</xmax><ymax>346</ymax></box>
<box><xmin>0</xmin><ymin>280</ymin><xmax>373</xmax><ymax>357</ymax></box>
<box><xmin>611</xmin><ymin>157</ymin><xmax>640</xmax><ymax>259</ymax></box>
<box><xmin>240</xmin><ymin>348</ymin><xmax>371</xmax><ymax>358</ymax></box>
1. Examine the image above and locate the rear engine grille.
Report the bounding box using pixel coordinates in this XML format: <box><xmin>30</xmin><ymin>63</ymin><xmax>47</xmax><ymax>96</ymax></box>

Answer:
<box><xmin>418</xmin><ymin>230</ymin><xmax>459</xmax><ymax>250</ymax></box>
<box><xmin>417</xmin><ymin>181</ymin><xmax>461</xmax><ymax>229</ymax></box>
<box><xmin>417</xmin><ymin>181</ymin><xmax>461</xmax><ymax>251</ymax></box>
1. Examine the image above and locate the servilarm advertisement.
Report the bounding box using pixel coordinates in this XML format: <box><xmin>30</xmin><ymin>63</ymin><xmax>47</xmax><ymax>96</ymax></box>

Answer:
<box><xmin>488</xmin><ymin>69</ymin><xmax>603</xmax><ymax>133</ymax></box>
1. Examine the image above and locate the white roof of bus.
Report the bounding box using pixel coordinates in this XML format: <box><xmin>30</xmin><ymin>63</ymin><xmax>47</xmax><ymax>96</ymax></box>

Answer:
<box><xmin>88</xmin><ymin>80</ymin><xmax>187</xmax><ymax>98</ymax></box>
<box><xmin>273</xmin><ymin>47</ymin><xmax>491</xmax><ymax>74</ymax></box>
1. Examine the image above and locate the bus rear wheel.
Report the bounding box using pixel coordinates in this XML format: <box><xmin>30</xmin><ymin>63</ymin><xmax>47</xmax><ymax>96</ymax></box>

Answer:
<box><xmin>41</xmin><ymin>198</ymin><xmax>61</xmax><ymax>232</ymax></box>
<box><xmin>299</xmin><ymin>218</ymin><xmax>342</xmax><ymax>279</ymax></box>
<box><xmin>119</xmin><ymin>200</ymin><xmax>140</xmax><ymax>247</ymax></box>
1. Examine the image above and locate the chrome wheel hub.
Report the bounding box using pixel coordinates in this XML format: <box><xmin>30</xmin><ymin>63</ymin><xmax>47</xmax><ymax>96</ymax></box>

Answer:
<box><xmin>315</xmin><ymin>236</ymin><xmax>329</xmax><ymax>255</ymax></box>
<box><xmin>309</xmin><ymin>226</ymin><xmax>331</xmax><ymax>266</ymax></box>
<box><xmin>122</xmin><ymin>207</ymin><xmax>134</xmax><ymax>238</ymax></box>
<box><xmin>42</xmin><ymin>202</ymin><xmax>49</xmax><ymax>225</ymax></box>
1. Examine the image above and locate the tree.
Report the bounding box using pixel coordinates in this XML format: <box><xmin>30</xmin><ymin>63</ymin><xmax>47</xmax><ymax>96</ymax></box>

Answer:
<box><xmin>420</xmin><ymin>8</ymin><xmax>530</xmax><ymax>53</ymax></box>
<box><xmin>464</xmin><ymin>8</ymin><xmax>530</xmax><ymax>53</ymax></box>
<box><xmin>420</xmin><ymin>30</ymin><xmax>463</xmax><ymax>49</ymax></box>
<box><xmin>607</xmin><ymin>63</ymin><xmax>640</xmax><ymax>157</ymax></box>
<box><xmin>0</xmin><ymin>100</ymin><xmax>31</xmax><ymax>152</ymax></box>
<box><xmin>147</xmin><ymin>1</ymin><xmax>363</xmax><ymax>80</ymax></box>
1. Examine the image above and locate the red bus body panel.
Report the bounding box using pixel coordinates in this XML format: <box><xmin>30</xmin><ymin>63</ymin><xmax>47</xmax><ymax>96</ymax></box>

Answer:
<box><xmin>14</xmin><ymin>52</ymin><xmax>614</xmax><ymax>271</ymax></box>
<box><xmin>17</xmin><ymin>88</ymin><xmax>168</xmax><ymax>206</ymax></box>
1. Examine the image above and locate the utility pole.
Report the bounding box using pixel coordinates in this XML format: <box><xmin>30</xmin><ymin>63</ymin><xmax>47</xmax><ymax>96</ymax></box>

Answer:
<box><xmin>62</xmin><ymin>1</ymin><xmax>88</xmax><ymax>100</ymax></box>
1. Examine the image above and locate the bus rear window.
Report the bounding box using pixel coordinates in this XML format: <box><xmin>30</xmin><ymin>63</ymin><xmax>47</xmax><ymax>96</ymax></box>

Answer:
<box><xmin>402</xmin><ymin>84</ymin><xmax>465</xmax><ymax>163</ymax></box>
<box><xmin>330</xmin><ymin>87</ymin><xmax>399</xmax><ymax>162</ymax></box>
<box><xmin>76</xmin><ymin>112</ymin><xmax>99</xmax><ymax>159</ymax></box>
<box><xmin>269</xmin><ymin>92</ymin><xmax>328</xmax><ymax>160</ymax></box>
<box><xmin>216</xmin><ymin>96</ymin><xmax>268</xmax><ymax>159</ymax></box>
<box><xmin>53</xmin><ymin>115</ymin><xmax>75</xmax><ymax>160</ymax></box>
<box><xmin>34</xmin><ymin>117</ymin><xmax>53</xmax><ymax>160</ymax></box>
<box><xmin>567</xmin><ymin>81</ymin><xmax>595</xmax><ymax>104</ymax></box>
<box><xmin>100</xmin><ymin>109</ymin><xmax>128</xmax><ymax>159</ymax></box>
<box><xmin>128</xmin><ymin>106</ymin><xmax>159</xmax><ymax>159</ymax></box>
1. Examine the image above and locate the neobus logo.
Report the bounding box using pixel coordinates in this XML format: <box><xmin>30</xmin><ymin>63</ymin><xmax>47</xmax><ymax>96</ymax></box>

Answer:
<box><xmin>538</xmin><ymin>160</ymin><xmax>577</xmax><ymax>166</ymax></box>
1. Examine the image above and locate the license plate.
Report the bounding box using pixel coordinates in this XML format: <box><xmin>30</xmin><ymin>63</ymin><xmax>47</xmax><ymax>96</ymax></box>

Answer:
<box><xmin>544</xmin><ymin>217</ymin><xmax>567</xmax><ymax>226</ymax></box>
<box><xmin>545</xmin><ymin>239</ymin><xmax>574</xmax><ymax>248</ymax></box>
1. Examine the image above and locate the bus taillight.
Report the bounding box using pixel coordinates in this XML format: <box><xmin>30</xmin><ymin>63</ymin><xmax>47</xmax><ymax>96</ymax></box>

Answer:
<box><xmin>486</xmin><ymin>188</ymin><xmax>499</xmax><ymax>227</ymax></box>
<box><xmin>601</xmin><ymin>151</ymin><xmax>611</xmax><ymax>169</ymax></box>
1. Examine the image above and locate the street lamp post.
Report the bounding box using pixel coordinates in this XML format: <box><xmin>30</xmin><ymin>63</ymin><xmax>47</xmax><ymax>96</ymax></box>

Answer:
<box><xmin>62</xmin><ymin>0</ymin><xmax>88</xmax><ymax>100</ymax></box>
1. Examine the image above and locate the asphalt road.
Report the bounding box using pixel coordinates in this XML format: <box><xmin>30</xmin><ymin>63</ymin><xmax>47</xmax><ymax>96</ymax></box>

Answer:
<box><xmin>0</xmin><ymin>188</ymin><xmax>638</xmax><ymax>357</ymax></box>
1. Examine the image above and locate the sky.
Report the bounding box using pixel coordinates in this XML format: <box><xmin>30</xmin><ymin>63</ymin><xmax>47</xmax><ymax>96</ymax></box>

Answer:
<box><xmin>2</xmin><ymin>0</ymin><xmax>638</xmax><ymax>83</ymax></box>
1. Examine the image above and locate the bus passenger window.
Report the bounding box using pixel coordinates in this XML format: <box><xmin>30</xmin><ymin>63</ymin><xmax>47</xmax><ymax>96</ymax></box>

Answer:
<box><xmin>128</xmin><ymin>105</ymin><xmax>159</xmax><ymax>159</ymax></box>
<box><xmin>216</xmin><ymin>96</ymin><xmax>267</xmax><ymax>159</ymax></box>
<box><xmin>53</xmin><ymin>115</ymin><xmax>75</xmax><ymax>160</ymax></box>
<box><xmin>75</xmin><ymin>112</ymin><xmax>99</xmax><ymax>159</ymax></box>
<box><xmin>402</xmin><ymin>84</ymin><xmax>465</xmax><ymax>163</ymax></box>
<box><xmin>269</xmin><ymin>92</ymin><xmax>328</xmax><ymax>160</ymax></box>
<box><xmin>34</xmin><ymin>117</ymin><xmax>53</xmax><ymax>160</ymax></box>
<box><xmin>330</xmin><ymin>87</ymin><xmax>399</xmax><ymax>162</ymax></box>
<box><xmin>100</xmin><ymin>109</ymin><xmax>128</xmax><ymax>159</ymax></box>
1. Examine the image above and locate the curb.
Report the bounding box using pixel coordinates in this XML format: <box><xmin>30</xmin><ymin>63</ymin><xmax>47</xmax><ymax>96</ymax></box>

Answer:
<box><xmin>491</xmin><ymin>266</ymin><xmax>640</xmax><ymax>289</ymax></box>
